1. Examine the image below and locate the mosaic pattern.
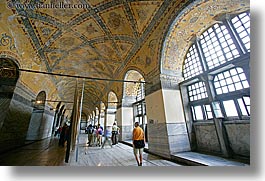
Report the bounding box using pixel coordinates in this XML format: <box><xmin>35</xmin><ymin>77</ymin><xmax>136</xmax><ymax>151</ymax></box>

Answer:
<box><xmin>0</xmin><ymin>0</ymin><xmax>250</xmax><ymax>115</ymax></box>
<box><xmin>161</xmin><ymin>0</ymin><xmax>250</xmax><ymax>73</ymax></box>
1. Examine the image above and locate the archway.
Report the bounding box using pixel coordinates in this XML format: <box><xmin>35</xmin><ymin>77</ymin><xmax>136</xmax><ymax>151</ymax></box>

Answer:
<box><xmin>159</xmin><ymin>0</ymin><xmax>250</xmax><ymax>158</ymax></box>
<box><xmin>119</xmin><ymin>70</ymin><xmax>146</xmax><ymax>141</ymax></box>
<box><xmin>26</xmin><ymin>91</ymin><xmax>47</xmax><ymax>140</ymax></box>
<box><xmin>0</xmin><ymin>58</ymin><xmax>19</xmax><ymax>130</ymax></box>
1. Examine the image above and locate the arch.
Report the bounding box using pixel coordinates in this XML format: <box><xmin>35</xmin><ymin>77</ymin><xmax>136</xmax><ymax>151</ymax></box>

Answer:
<box><xmin>51</xmin><ymin>101</ymin><xmax>62</xmax><ymax>134</ymax></box>
<box><xmin>120</xmin><ymin>69</ymin><xmax>147</xmax><ymax>142</ymax></box>
<box><xmin>80</xmin><ymin>112</ymin><xmax>88</xmax><ymax>132</ymax></box>
<box><xmin>123</xmin><ymin>70</ymin><xmax>145</xmax><ymax>98</ymax></box>
<box><xmin>160</xmin><ymin>0</ymin><xmax>249</xmax><ymax>75</ymax></box>
<box><xmin>34</xmin><ymin>91</ymin><xmax>46</xmax><ymax>110</ymax></box>
<box><xmin>0</xmin><ymin>58</ymin><xmax>19</xmax><ymax>84</ymax></box>
<box><xmin>107</xmin><ymin>91</ymin><xmax>118</xmax><ymax>109</ymax></box>
<box><xmin>100</xmin><ymin>101</ymin><xmax>106</xmax><ymax>111</ymax></box>
<box><xmin>0</xmin><ymin>58</ymin><xmax>20</xmax><ymax>130</ymax></box>
<box><xmin>178</xmin><ymin>10</ymin><xmax>250</xmax><ymax>157</ymax></box>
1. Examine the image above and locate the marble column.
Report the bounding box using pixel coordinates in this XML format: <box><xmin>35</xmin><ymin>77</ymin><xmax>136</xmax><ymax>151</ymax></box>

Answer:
<box><xmin>145</xmin><ymin>73</ymin><xmax>191</xmax><ymax>158</ymax></box>
<box><xmin>105</xmin><ymin>107</ymin><xmax>116</xmax><ymax>127</ymax></box>
<box><xmin>116</xmin><ymin>97</ymin><xmax>135</xmax><ymax>141</ymax></box>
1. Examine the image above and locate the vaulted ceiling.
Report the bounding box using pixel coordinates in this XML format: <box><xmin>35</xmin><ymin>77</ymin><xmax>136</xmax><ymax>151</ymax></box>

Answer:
<box><xmin>0</xmin><ymin>0</ymin><xmax>250</xmax><ymax>116</ymax></box>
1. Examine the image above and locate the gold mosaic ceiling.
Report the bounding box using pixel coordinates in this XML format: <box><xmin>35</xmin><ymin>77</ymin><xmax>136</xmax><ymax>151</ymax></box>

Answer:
<box><xmin>1</xmin><ymin>0</ymin><xmax>173</xmax><ymax>113</ymax></box>
<box><xmin>0</xmin><ymin>0</ymin><xmax>250</xmax><ymax>115</ymax></box>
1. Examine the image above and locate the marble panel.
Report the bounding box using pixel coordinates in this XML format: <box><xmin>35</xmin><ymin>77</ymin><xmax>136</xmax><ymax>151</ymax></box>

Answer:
<box><xmin>224</xmin><ymin>121</ymin><xmax>250</xmax><ymax>157</ymax></box>
<box><xmin>166</xmin><ymin>122</ymin><xmax>189</xmax><ymax>136</ymax></box>
<box><xmin>194</xmin><ymin>123</ymin><xmax>221</xmax><ymax>154</ymax></box>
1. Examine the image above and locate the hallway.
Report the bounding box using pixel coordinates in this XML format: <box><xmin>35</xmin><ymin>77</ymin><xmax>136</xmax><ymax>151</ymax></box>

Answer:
<box><xmin>0</xmin><ymin>132</ymin><xmax>249</xmax><ymax>166</ymax></box>
<box><xmin>0</xmin><ymin>133</ymin><xmax>180</xmax><ymax>166</ymax></box>
<box><xmin>0</xmin><ymin>0</ymin><xmax>250</xmax><ymax>167</ymax></box>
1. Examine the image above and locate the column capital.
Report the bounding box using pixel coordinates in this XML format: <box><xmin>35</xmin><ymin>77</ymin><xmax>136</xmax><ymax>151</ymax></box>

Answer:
<box><xmin>145</xmin><ymin>72</ymin><xmax>183</xmax><ymax>96</ymax></box>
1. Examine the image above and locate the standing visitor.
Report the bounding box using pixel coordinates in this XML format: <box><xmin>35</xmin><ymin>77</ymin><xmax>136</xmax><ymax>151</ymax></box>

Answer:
<box><xmin>111</xmin><ymin>122</ymin><xmax>119</xmax><ymax>145</ymax></box>
<box><xmin>101</xmin><ymin>126</ymin><xmax>113</xmax><ymax>148</ymax></box>
<box><xmin>132</xmin><ymin>122</ymin><xmax>145</xmax><ymax>166</ymax></box>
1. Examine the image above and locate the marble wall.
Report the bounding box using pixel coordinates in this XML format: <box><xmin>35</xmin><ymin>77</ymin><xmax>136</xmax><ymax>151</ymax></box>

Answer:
<box><xmin>0</xmin><ymin>82</ymin><xmax>55</xmax><ymax>153</ymax></box>
<box><xmin>193</xmin><ymin>120</ymin><xmax>250</xmax><ymax>157</ymax></box>
<box><xmin>147</xmin><ymin>122</ymin><xmax>171</xmax><ymax>158</ymax></box>
<box><xmin>224</xmin><ymin>120</ymin><xmax>250</xmax><ymax>157</ymax></box>
<box><xmin>194</xmin><ymin>122</ymin><xmax>221</xmax><ymax>154</ymax></box>
<box><xmin>26</xmin><ymin>108</ymin><xmax>54</xmax><ymax>140</ymax></box>
<box><xmin>0</xmin><ymin>96</ymin><xmax>33</xmax><ymax>153</ymax></box>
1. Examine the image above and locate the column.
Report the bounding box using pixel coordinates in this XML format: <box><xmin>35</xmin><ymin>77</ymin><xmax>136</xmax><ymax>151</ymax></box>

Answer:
<box><xmin>145</xmin><ymin>73</ymin><xmax>191</xmax><ymax>158</ymax></box>
<box><xmin>116</xmin><ymin>96</ymin><xmax>135</xmax><ymax>141</ymax></box>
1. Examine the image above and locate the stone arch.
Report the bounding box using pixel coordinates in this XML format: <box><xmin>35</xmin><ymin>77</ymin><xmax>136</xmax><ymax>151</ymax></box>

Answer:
<box><xmin>51</xmin><ymin>101</ymin><xmax>61</xmax><ymax>134</ymax></box>
<box><xmin>108</xmin><ymin>91</ymin><xmax>118</xmax><ymax>109</ymax></box>
<box><xmin>105</xmin><ymin>91</ymin><xmax>118</xmax><ymax>127</ymax></box>
<box><xmin>99</xmin><ymin>101</ymin><xmax>105</xmax><ymax>127</ymax></box>
<box><xmin>160</xmin><ymin>0</ymin><xmax>249</xmax><ymax>76</ymax></box>
<box><xmin>155</xmin><ymin>0</ymin><xmax>250</xmax><ymax>158</ymax></box>
<box><xmin>33</xmin><ymin>91</ymin><xmax>46</xmax><ymax>110</ymax></box>
<box><xmin>0</xmin><ymin>58</ymin><xmax>20</xmax><ymax>130</ymax></box>
<box><xmin>117</xmin><ymin>70</ymin><xmax>146</xmax><ymax>141</ymax></box>
<box><xmin>123</xmin><ymin>69</ymin><xmax>145</xmax><ymax>98</ymax></box>
<box><xmin>26</xmin><ymin>90</ymin><xmax>51</xmax><ymax>140</ymax></box>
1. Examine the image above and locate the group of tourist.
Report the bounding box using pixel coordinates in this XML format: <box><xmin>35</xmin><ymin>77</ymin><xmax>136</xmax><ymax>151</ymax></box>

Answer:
<box><xmin>56</xmin><ymin>121</ymin><xmax>146</xmax><ymax>166</ymax></box>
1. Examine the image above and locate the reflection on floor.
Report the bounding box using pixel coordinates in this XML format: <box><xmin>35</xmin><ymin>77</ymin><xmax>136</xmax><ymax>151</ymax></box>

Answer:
<box><xmin>0</xmin><ymin>133</ymin><xmax>180</xmax><ymax>166</ymax></box>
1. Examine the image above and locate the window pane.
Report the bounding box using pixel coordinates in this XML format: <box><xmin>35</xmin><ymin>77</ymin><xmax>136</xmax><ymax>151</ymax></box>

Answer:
<box><xmin>205</xmin><ymin>105</ymin><xmax>213</xmax><ymax>119</ymax></box>
<box><xmin>194</xmin><ymin>106</ymin><xmax>204</xmax><ymax>120</ymax></box>
<box><xmin>199</xmin><ymin>23</ymin><xmax>240</xmax><ymax>69</ymax></box>
<box><xmin>223</xmin><ymin>100</ymin><xmax>238</xmax><ymax>117</ymax></box>
<box><xmin>183</xmin><ymin>44</ymin><xmax>203</xmax><ymax>79</ymax></box>
<box><xmin>237</xmin><ymin>98</ymin><xmax>248</xmax><ymax>116</ymax></box>
<box><xmin>213</xmin><ymin>67</ymin><xmax>249</xmax><ymax>95</ymax></box>
<box><xmin>212</xmin><ymin>102</ymin><xmax>223</xmax><ymax>118</ymax></box>
<box><xmin>231</xmin><ymin>12</ymin><xmax>250</xmax><ymax>52</ymax></box>
<box><xmin>188</xmin><ymin>82</ymin><xmax>208</xmax><ymax>102</ymax></box>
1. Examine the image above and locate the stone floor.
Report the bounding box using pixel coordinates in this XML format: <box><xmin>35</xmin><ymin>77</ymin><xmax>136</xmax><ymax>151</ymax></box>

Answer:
<box><xmin>0</xmin><ymin>133</ymin><xmax>249</xmax><ymax>166</ymax></box>
<box><xmin>0</xmin><ymin>133</ymin><xmax>180</xmax><ymax>166</ymax></box>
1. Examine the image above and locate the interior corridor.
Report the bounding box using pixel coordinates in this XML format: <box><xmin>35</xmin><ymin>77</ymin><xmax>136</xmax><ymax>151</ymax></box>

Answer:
<box><xmin>0</xmin><ymin>133</ymin><xmax>180</xmax><ymax>166</ymax></box>
<box><xmin>0</xmin><ymin>133</ymin><xmax>249</xmax><ymax>166</ymax></box>
<box><xmin>0</xmin><ymin>0</ymin><xmax>250</xmax><ymax>167</ymax></box>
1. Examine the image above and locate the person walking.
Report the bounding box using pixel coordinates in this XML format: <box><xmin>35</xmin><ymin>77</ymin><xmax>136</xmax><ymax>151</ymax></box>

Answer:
<box><xmin>111</xmin><ymin>122</ymin><xmax>119</xmax><ymax>145</ymax></box>
<box><xmin>58</xmin><ymin>123</ymin><xmax>68</xmax><ymax>147</ymax></box>
<box><xmin>101</xmin><ymin>126</ymin><xmax>113</xmax><ymax>148</ymax></box>
<box><xmin>92</xmin><ymin>125</ymin><xmax>98</xmax><ymax>146</ymax></box>
<box><xmin>132</xmin><ymin>122</ymin><xmax>145</xmax><ymax>166</ymax></box>
<box><xmin>86</xmin><ymin>124</ymin><xmax>94</xmax><ymax>146</ymax></box>
<box><xmin>97</xmin><ymin>125</ymin><xmax>103</xmax><ymax>146</ymax></box>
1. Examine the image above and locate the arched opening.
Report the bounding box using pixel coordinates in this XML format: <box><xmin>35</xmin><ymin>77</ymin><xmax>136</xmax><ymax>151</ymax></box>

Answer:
<box><xmin>99</xmin><ymin>102</ymin><xmax>105</xmax><ymax>126</ymax></box>
<box><xmin>180</xmin><ymin>11</ymin><xmax>250</xmax><ymax>158</ymax></box>
<box><xmin>34</xmin><ymin>91</ymin><xmax>46</xmax><ymax>109</ymax></box>
<box><xmin>0</xmin><ymin>58</ymin><xmax>19</xmax><ymax>130</ymax></box>
<box><xmin>121</xmin><ymin>70</ymin><xmax>147</xmax><ymax>142</ymax></box>
<box><xmin>80</xmin><ymin>112</ymin><xmax>87</xmax><ymax>133</ymax></box>
<box><xmin>107</xmin><ymin>91</ymin><xmax>118</xmax><ymax>126</ymax></box>
<box><xmin>160</xmin><ymin>0</ymin><xmax>250</xmax><ymax>159</ymax></box>
<box><xmin>52</xmin><ymin>102</ymin><xmax>61</xmax><ymax>135</ymax></box>
<box><xmin>94</xmin><ymin>107</ymin><xmax>99</xmax><ymax>126</ymax></box>
<box><xmin>26</xmin><ymin>91</ymin><xmax>48</xmax><ymax>140</ymax></box>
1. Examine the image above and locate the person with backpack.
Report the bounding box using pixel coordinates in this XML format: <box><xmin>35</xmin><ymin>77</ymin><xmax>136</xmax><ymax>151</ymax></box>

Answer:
<box><xmin>87</xmin><ymin>124</ymin><xmax>94</xmax><ymax>146</ymax></box>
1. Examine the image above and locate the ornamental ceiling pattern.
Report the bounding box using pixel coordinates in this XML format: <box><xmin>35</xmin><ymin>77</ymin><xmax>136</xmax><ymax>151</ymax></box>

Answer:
<box><xmin>0</xmin><ymin>0</ymin><xmax>250</xmax><ymax>115</ymax></box>
<box><xmin>161</xmin><ymin>0</ymin><xmax>250</xmax><ymax>73</ymax></box>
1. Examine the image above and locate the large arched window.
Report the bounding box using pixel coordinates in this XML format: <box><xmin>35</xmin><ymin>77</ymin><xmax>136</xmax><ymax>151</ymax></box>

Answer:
<box><xmin>181</xmin><ymin>11</ymin><xmax>250</xmax><ymax>121</ymax></box>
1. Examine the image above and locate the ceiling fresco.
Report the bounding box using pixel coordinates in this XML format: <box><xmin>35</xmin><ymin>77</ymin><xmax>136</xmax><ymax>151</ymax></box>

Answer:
<box><xmin>0</xmin><ymin>0</ymin><xmax>250</xmax><ymax>116</ymax></box>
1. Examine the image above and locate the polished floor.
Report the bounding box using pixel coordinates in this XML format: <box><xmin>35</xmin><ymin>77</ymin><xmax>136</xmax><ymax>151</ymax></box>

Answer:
<box><xmin>0</xmin><ymin>133</ymin><xmax>249</xmax><ymax>166</ymax></box>
<box><xmin>0</xmin><ymin>133</ymin><xmax>180</xmax><ymax>166</ymax></box>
